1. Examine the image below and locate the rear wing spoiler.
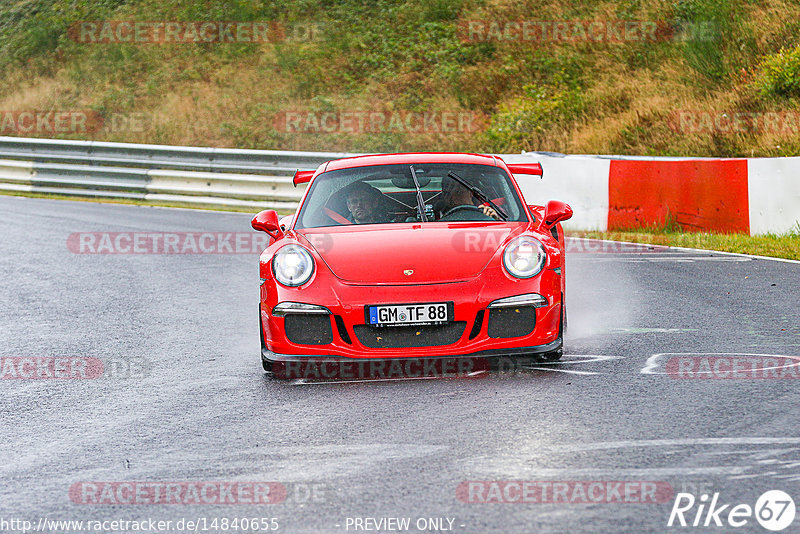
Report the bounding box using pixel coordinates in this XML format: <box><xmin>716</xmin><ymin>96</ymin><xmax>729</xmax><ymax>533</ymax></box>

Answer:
<box><xmin>506</xmin><ymin>162</ymin><xmax>543</xmax><ymax>178</ymax></box>
<box><xmin>292</xmin><ymin>169</ymin><xmax>315</xmax><ymax>187</ymax></box>
<box><xmin>295</xmin><ymin>163</ymin><xmax>542</xmax><ymax>185</ymax></box>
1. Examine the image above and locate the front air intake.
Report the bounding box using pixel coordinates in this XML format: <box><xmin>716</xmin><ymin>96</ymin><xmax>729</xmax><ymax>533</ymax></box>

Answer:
<box><xmin>284</xmin><ymin>315</ymin><xmax>333</xmax><ymax>345</ymax></box>
<box><xmin>487</xmin><ymin>307</ymin><xmax>536</xmax><ymax>339</ymax></box>
<box><xmin>353</xmin><ymin>322</ymin><xmax>467</xmax><ymax>348</ymax></box>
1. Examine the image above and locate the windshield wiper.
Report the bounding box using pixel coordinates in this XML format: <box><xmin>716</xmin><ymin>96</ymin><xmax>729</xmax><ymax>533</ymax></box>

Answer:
<box><xmin>446</xmin><ymin>171</ymin><xmax>509</xmax><ymax>221</ymax></box>
<box><xmin>409</xmin><ymin>165</ymin><xmax>428</xmax><ymax>222</ymax></box>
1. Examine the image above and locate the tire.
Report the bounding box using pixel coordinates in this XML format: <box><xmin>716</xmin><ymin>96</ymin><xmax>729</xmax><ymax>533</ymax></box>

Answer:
<box><xmin>260</xmin><ymin>312</ymin><xmax>274</xmax><ymax>373</ymax></box>
<box><xmin>537</xmin><ymin>297</ymin><xmax>565</xmax><ymax>362</ymax></box>
<box><xmin>539</xmin><ymin>346</ymin><xmax>563</xmax><ymax>362</ymax></box>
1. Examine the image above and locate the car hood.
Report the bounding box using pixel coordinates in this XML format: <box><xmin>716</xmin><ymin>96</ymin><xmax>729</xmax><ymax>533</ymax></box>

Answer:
<box><xmin>297</xmin><ymin>223</ymin><xmax>526</xmax><ymax>284</ymax></box>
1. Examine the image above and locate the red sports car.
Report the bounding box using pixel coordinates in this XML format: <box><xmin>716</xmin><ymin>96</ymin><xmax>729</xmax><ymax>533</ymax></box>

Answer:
<box><xmin>251</xmin><ymin>153</ymin><xmax>572</xmax><ymax>377</ymax></box>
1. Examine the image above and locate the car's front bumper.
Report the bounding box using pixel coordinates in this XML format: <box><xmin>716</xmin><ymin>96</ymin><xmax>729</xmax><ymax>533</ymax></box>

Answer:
<box><xmin>261</xmin><ymin>336</ymin><xmax>562</xmax><ymax>379</ymax></box>
<box><xmin>260</xmin><ymin>262</ymin><xmax>563</xmax><ymax>360</ymax></box>
<box><xmin>262</xmin><ymin>336</ymin><xmax>562</xmax><ymax>362</ymax></box>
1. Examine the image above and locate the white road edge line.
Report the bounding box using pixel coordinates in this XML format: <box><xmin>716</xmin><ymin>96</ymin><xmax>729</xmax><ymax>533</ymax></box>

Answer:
<box><xmin>526</xmin><ymin>367</ymin><xmax>598</xmax><ymax>375</ymax></box>
<box><xmin>10</xmin><ymin>196</ymin><xmax>795</xmax><ymax>263</ymax></box>
<box><xmin>551</xmin><ymin>437</ymin><xmax>800</xmax><ymax>452</ymax></box>
<box><xmin>8</xmin><ymin>196</ymin><xmax>796</xmax><ymax>263</ymax></box>
<box><xmin>567</xmin><ymin>237</ymin><xmax>800</xmax><ymax>265</ymax></box>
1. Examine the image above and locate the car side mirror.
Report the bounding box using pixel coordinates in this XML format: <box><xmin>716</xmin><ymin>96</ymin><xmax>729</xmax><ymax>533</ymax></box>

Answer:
<box><xmin>251</xmin><ymin>210</ymin><xmax>283</xmax><ymax>238</ymax></box>
<box><xmin>541</xmin><ymin>200</ymin><xmax>573</xmax><ymax>229</ymax></box>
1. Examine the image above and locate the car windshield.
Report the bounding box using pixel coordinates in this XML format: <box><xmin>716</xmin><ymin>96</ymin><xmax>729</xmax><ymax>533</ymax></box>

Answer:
<box><xmin>295</xmin><ymin>163</ymin><xmax>527</xmax><ymax>229</ymax></box>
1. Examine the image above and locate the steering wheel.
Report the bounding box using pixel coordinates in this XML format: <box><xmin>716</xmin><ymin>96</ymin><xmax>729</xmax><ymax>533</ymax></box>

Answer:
<box><xmin>439</xmin><ymin>205</ymin><xmax>491</xmax><ymax>221</ymax></box>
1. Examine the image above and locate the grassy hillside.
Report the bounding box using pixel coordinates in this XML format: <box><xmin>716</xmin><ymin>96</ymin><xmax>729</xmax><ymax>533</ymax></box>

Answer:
<box><xmin>1</xmin><ymin>0</ymin><xmax>800</xmax><ymax>156</ymax></box>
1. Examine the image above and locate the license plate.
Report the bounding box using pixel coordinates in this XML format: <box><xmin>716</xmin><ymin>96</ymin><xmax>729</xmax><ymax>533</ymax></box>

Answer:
<box><xmin>366</xmin><ymin>302</ymin><xmax>450</xmax><ymax>327</ymax></box>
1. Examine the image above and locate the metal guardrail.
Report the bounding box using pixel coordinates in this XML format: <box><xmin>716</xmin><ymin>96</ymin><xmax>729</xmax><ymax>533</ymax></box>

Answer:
<box><xmin>0</xmin><ymin>136</ymin><xmax>357</xmax><ymax>210</ymax></box>
<box><xmin>5</xmin><ymin>137</ymin><xmax>794</xmax><ymax>235</ymax></box>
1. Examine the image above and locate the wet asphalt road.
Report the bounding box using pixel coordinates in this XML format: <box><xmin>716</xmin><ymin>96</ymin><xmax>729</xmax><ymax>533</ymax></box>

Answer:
<box><xmin>1</xmin><ymin>195</ymin><xmax>799</xmax><ymax>534</ymax></box>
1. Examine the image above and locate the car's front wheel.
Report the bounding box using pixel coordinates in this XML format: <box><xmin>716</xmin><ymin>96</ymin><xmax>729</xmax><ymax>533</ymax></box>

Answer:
<box><xmin>260</xmin><ymin>312</ymin><xmax>274</xmax><ymax>373</ymax></box>
<box><xmin>537</xmin><ymin>297</ymin><xmax>565</xmax><ymax>362</ymax></box>
<box><xmin>539</xmin><ymin>346</ymin><xmax>563</xmax><ymax>362</ymax></box>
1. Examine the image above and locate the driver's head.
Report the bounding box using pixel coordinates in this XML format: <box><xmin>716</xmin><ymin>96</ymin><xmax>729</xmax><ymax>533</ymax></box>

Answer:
<box><xmin>441</xmin><ymin>176</ymin><xmax>473</xmax><ymax>206</ymax></box>
<box><xmin>345</xmin><ymin>181</ymin><xmax>382</xmax><ymax>223</ymax></box>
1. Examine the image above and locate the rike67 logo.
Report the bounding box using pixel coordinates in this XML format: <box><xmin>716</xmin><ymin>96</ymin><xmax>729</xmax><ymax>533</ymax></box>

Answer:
<box><xmin>668</xmin><ymin>490</ymin><xmax>796</xmax><ymax>531</ymax></box>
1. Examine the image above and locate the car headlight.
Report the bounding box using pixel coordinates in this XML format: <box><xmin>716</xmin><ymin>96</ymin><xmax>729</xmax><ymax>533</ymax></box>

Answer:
<box><xmin>272</xmin><ymin>244</ymin><xmax>315</xmax><ymax>287</ymax></box>
<box><xmin>502</xmin><ymin>236</ymin><xmax>547</xmax><ymax>278</ymax></box>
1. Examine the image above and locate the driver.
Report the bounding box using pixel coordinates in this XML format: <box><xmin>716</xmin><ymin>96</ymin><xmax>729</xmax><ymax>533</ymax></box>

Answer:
<box><xmin>344</xmin><ymin>182</ymin><xmax>391</xmax><ymax>224</ymax></box>
<box><xmin>438</xmin><ymin>176</ymin><xmax>501</xmax><ymax>220</ymax></box>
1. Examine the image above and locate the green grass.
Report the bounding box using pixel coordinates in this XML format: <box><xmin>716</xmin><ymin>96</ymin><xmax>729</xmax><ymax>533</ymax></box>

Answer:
<box><xmin>2</xmin><ymin>0</ymin><xmax>800</xmax><ymax>156</ymax></box>
<box><xmin>568</xmin><ymin>228</ymin><xmax>800</xmax><ymax>261</ymax></box>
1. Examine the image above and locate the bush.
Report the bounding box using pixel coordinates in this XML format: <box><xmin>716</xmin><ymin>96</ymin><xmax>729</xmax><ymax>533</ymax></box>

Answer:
<box><xmin>754</xmin><ymin>45</ymin><xmax>800</xmax><ymax>98</ymax></box>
